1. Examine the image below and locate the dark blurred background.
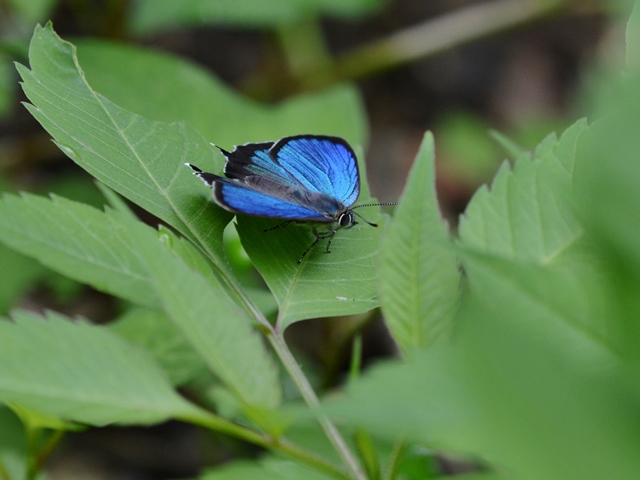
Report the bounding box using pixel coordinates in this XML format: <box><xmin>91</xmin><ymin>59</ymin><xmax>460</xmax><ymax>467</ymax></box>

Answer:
<box><xmin>0</xmin><ymin>0</ymin><xmax>619</xmax><ymax>478</ymax></box>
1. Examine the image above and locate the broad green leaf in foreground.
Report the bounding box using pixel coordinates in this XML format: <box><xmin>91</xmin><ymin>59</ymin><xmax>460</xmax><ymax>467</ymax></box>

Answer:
<box><xmin>0</xmin><ymin>193</ymin><xmax>156</xmax><ymax>307</ymax></box>
<box><xmin>17</xmin><ymin>23</ymin><xmax>232</xmax><ymax>273</ymax></box>
<box><xmin>0</xmin><ymin>310</ymin><xmax>203</xmax><ymax>426</ymax></box>
<box><xmin>380</xmin><ymin>132</ymin><xmax>460</xmax><ymax>353</ymax></box>
<box><xmin>324</xmin><ymin>295</ymin><xmax>638</xmax><ymax>480</ymax></box>
<box><xmin>234</xmin><ymin>148</ymin><xmax>389</xmax><ymax>329</ymax></box>
<box><xmin>75</xmin><ymin>41</ymin><xmax>367</xmax><ymax>149</ymax></box>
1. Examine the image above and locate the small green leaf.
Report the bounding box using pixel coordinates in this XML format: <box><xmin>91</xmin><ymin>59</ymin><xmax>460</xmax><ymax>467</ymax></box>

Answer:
<box><xmin>0</xmin><ymin>310</ymin><xmax>203</xmax><ymax>426</ymax></box>
<box><xmin>380</xmin><ymin>132</ymin><xmax>460</xmax><ymax>352</ymax></box>
<box><xmin>127</xmin><ymin>221</ymin><xmax>283</xmax><ymax>410</ymax></box>
<box><xmin>489</xmin><ymin>129</ymin><xmax>527</xmax><ymax>160</ymax></box>
<box><xmin>0</xmin><ymin>193</ymin><xmax>157</xmax><ymax>307</ymax></box>
<box><xmin>95</xmin><ymin>182</ymin><xmax>139</xmax><ymax>222</ymax></box>
<box><xmin>109</xmin><ymin>308</ymin><xmax>207</xmax><ymax>386</ymax></box>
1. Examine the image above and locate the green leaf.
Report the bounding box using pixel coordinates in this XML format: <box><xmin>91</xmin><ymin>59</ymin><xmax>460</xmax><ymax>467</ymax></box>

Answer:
<box><xmin>379</xmin><ymin>132</ymin><xmax>460</xmax><ymax>353</ymax></box>
<box><xmin>7</xmin><ymin>402</ymin><xmax>81</xmax><ymax>431</ymax></box>
<box><xmin>109</xmin><ymin>308</ymin><xmax>207</xmax><ymax>386</ymax></box>
<box><xmin>459</xmin><ymin>119</ymin><xmax>586</xmax><ymax>263</ymax></box>
<box><xmin>489</xmin><ymin>129</ymin><xmax>527</xmax><ymax>160</ymax></box>
<box><xmin>325</xmin><ymin>284</ymin><xmax>637</xmax><ymax>480</ymax></box>
<box><xmin>17</xmin><ymin>23</ymin><xmax>233</xmax><ymax>274</ymax></box>
<box><xmin>0</xmin><ymin>188</ymin><xmax>281</xmax><ymax>411</ymax></box>
<box><xmin>325</xmin><ymin>311</ymin><xmax>640</xmax><ymax>480</ymax></box>
<box><xmin>129</xmin><ymin>0</ymin><xmax>384</xmax><ymax>32</ymax></box>
<box><xmin>457</xmin><ymin>249</ymin><xmax>615</xmax><ymax>358</ymax></box>
<box><xmin>575</xmin><ymin>68</ymin><xmax>640</xmax><ymax>355</ymax></box>
<box><xmin>95</xmin><ymin>181</ymin><xmax>139</xmax><ymax>221</ymax></box>
<box><xmin>458</xmin><ymin>120</ymin><xmax>614</xmax><ymax>357</ymax></box>
<box><xmin>234</xmin><ymin>148</ymin><xmax>388</xmax><ymax>328</ymax></box>
<box><xmin>0</xmin><ymin>193</ymin><xmax>157</xmax><ymax>307</ymax></box>
<box><xmin>0</xmin><ymin>310</ymin><xmax>203</xmax><ymax>426</ymax></box>
<box><xmin>126</xmin><ymin>221</ymin><xmax>282</xmax><ymax>411</ymax></box>
<box><xmin>75</xmin><ymin>40</ymin><xmax>367</xmax><ymax>150</ymax></box>
<box><xmin>576</xmin><ymin>89</ymin><xmax>640</xmax><ymax>274</ymax></box>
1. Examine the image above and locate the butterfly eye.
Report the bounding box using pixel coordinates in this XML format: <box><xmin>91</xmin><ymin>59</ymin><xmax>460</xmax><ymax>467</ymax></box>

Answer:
<box><xmin>339</xmin><ymin>211</ymin><xmax>356</xmax><ymax>228</ymax></box>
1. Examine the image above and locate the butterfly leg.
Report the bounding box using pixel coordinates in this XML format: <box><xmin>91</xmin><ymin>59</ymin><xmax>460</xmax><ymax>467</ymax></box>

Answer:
<box><xmin>264</xmin><ymin>220</ymin><xmax>293</xmax><ymax>233</ymax></box>
<box><xmin>298</xmin><ymin>229</ymin><xmax>322</xmax><ymax>264</ymax></box>
<box><xmin>323</xmin><ymin>229</ymin><xmax>337</xmax><ymax>253</ymax></box>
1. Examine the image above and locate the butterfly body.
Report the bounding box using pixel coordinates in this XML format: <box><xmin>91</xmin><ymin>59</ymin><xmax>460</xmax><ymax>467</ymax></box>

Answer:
<box><xmin>187</xmin><ymin>135</ymin><xmax>386</xmax><ymax>263</ymax></box>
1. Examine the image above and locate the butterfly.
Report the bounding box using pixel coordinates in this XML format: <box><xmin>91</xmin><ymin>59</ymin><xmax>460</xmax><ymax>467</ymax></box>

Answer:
<box><xmin>186</xmin><ymin>134</ymin><xmax>396</xmax><ymax>263</ymax></box>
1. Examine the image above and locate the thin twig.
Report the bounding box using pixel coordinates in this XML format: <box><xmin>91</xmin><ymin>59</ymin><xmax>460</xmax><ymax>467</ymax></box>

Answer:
<box><xmin>248</xmin><ymin>0</ymin><xmax>568</xmax><ymax>98</ymax></box>
<box><xmin>267</xmin><ymin>333</ymin><xmax>367</xmax><ymax>480</ymax></box>
<box><xmin>181</xmin><ymin>409</ymin><xmax>349</xmax><ymax>479</ymax></box>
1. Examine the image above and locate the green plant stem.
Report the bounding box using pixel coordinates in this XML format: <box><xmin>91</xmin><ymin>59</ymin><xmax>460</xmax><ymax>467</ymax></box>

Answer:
<box><xmin>276</xmin><ymin>18</ymin><xmax>331</xmax><ymax>77</ymax></box>
<box><xmin>383</xmin><ymin>438</ymin><xmax>407</xmax><ymax>480</ymax></box>
<box><xmin>267</xmin><ymin>332</ymin><xmax>367</xmax><ymax>480</ymax></box>
<box><xmin>25</xmin><ymin>426</ymin><xmax>40</xmax><ymax>480</ymax></box>
<box><xmin>197</xmin><ymin>229</ymin><xmax>365</xmax><ymax>477</ymax></box>
<box><xmin>182</xmin><ymin>410</ymin><xmax>349</xmax><ymax>479</ymax></box>
<box><xmin>249</xmin><ymin>0</ymin><xmax>568</xmax><ymax>98</ymax></box>
<box><xmin>322</xmin><ymin>0</ymin><xmax>565</xmax><ymax>84</ymax></box>
<box><xmin>35</xmin><ymin>429</ymin><xmax>65</xmax><ymax>472</ymax></box>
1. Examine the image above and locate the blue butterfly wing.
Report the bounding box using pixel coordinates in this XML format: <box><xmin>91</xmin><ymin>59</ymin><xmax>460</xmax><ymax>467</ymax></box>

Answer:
<box><xmin>271</xmin><ymin>136</ymin><xmax>360</xmax><ymax>207</ymax></box>
<box><xmin>224</xmin><ymin>136</ymin><xmax>360</xmax><ymax>208</ymax></box>
<box><xmin>214</xmin><ymin>178</ymin><xmax>329</xmax><ymax>221</ymax></box>
<box><xmin>224</xmin><ymin>142</ymin><xmax>303</xmax><ymax>190</ymax></box>
<box><xmin>190</xmin><ymin>135</ymin><xmax>360</xmax><ymax>221</ymax></box>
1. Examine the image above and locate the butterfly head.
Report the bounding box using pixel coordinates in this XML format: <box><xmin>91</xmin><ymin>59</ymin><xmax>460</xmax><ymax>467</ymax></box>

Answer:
<box><xmin>338</xmin><ymin>210</ymin><xmax>357</xmax><ymax>229</ymax></box>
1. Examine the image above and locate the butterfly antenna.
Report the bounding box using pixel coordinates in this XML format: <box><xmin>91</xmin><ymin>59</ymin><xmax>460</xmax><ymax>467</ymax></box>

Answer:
<box><xmin>351</xmin><ymin>202</ymin><xmax>399</xmax><ymax>228</ymax></box>
<box><xmin>352</xmin><ymin>202</ymin><xmax>399</xmax><ymax>209</ymax></box>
